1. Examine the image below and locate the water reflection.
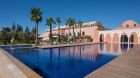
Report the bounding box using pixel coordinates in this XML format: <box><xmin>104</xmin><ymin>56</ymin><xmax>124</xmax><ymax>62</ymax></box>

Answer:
<box><xmin>2</xmin><ymin>43</ymin><xmax>137</xmax><ymax>78</ymax></box>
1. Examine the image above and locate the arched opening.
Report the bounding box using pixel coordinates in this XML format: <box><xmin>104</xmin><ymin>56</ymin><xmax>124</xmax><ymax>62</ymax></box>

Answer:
<box><xmin>113</xmin><ymin>33</ymin><xmax>119</xmax><ymax>43</ymax></box>
<box><xmin>121</xmin><ymin>33</ymin><xmax>128</xmax><ymax>43</ymax></box>
<box><xmin>100</xmin><ymin>34</ymin><xmax>104</xmax><ymax>42</ymax></box>
<box><xmin>82</xmin><ymin>31</ymin><xmax>85</xmax><ymax>36</ymax></box>
<box><xmin>130</xmin><ymin>32</ymin><xmax>138</xmax><ymax>44</ymax></box>
<box><xmin>77</xmin><ymin>32</ymin><xmax>80</xmax><ymax>36</ymax></box>
<box><xmin>120</xmin><ymin>33</ymin><xmax>128</xmax><ymax>50</ymax></box>
<box><xmin>106</xmin><ymin>33</ymin><xmax>111</xmax><ymax>43</ymax></box>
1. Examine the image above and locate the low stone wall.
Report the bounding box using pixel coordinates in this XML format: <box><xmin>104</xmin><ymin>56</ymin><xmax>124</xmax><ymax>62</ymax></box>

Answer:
<box><xmin>33</xmin><ymin>42</ymin><xmax>101</xmax><ymax>48</ymax></box>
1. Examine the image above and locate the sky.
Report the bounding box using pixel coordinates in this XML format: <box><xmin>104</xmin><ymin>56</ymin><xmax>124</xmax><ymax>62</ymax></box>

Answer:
<box><xmin>0</xmin><ymin>0</ymin><xmax>140</xmax><ymax>34</ymax></box>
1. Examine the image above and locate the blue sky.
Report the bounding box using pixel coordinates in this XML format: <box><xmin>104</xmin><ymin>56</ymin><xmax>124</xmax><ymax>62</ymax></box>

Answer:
<box><xmin>0</xmin><ymin>0</ymin><xmax>140</xmax><ymax>34</ymax></box>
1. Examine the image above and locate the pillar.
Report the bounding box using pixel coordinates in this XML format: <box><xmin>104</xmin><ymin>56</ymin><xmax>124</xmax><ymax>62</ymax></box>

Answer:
<box><xmin>118</xmin><ymin>35</ymin><xmax>121</xmax><ymax>43</ymax></box>
<box><xmin>104</xmin><ymin>35</ymin><xmax>106</xmax><ymax>43</ymax></box>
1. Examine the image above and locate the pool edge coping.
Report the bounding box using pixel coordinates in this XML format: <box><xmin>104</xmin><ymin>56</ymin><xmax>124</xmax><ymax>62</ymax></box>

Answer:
<box><xmin>0</xmin><ymin>47</ymin><xmax>42</xmax><ymax>78</ymax></box>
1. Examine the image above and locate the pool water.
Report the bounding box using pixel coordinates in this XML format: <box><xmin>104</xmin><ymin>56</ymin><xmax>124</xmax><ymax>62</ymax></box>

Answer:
<box><xmin>1</xmin><ymin>43</ymin><xmax>134</xmax><ymax>78</ymax></box>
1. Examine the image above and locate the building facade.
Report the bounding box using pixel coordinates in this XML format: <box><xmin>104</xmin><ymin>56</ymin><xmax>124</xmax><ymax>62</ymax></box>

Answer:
<box><xmin>41</xmin><ymin>20</ymin><xmax>140</xmax><ymax>44</ymax></box>
<box><xmin>41</xmin><ymin>21</ymin><xmax>107</xmax><ymax>41</ymax></box>
<box><xmin>97</xmin><ymin>20</ymin><xmax>140</xmax><ymax>44</ymax></box>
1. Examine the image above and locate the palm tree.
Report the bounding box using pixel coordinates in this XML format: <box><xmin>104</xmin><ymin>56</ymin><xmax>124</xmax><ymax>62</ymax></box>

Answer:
<box><xmin>30</xmin><ymin>8</ymin><xmax>42</xmax><ymax>45</ymax></box>
<box><xmin>66</xmin><ymin>18</ymin><xmax>71</xmax><ymax>43</ymax></box>
<box><xmin>56</xmin><ymin>17</ymin><xmax>61</xmax><ymax>44</ymax></box>
<box><xmin>46</xmin><ymin>17</ymin><xmax>55</xmax><ymax>45</ymax></box>
<box><xmin>77</xmin><ymin>21</ymin><xmax>83</xmax><ymax>43</ymax></box>
<box><xmin>66</xmin><ymin>18</ymin><xmax>76</xmax><ymax>43</ymax></box>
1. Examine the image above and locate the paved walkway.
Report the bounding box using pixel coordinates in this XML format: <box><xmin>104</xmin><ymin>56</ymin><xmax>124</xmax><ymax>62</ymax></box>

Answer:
<box><xmin>34</xmin><ymin>42</ymin><xmax>99</xmax><ymax>48</ymax></box>
<box><xmin>85</xmin><ymin>46</ymin><xmax>140</xmax><ymax>78</ymax></box>
<box><xmin>0</xmin><ymin>48</ymin><xmax>42</xmax><ymax>78</ymax></box>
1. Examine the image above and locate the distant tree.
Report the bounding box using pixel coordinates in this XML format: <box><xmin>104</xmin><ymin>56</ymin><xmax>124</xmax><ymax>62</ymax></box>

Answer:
<box><xmin>1</xmin><ymin>27</ymin><xmax>11</xmax><ymax>33</ymax></box>
<box><xmin>1</xmin><ymin>27</ymin><xmax>12</xmax><ymax>44</ymax></box>
<box><xmin>66</xmin><ymin>18</ymin><xmax>76</xmax><ymax>43</ymax></box>
<box><xmin>31</xmin><ymin>26</ymin><xmax>36</xmax><ymax>34</ymax></box>
<box><xmin>25</xmin><ymin>26</ymin><xmax>30</xmax><ymax>34</ymax></box>
<box><xmin>77</xmin><ymin>21</ymin><xmax>83</xmax><ymax>42</ymax></box>
<box><xmin>46</xmin><ymin>17</ymin><xmax>55</xmax><ymax>45</ymax></box>
<box><xmin>56</xmin><ymin>17</ymin><xmax>61</xmax><ymax>44</ymax></box>
<box><xmin>0</xmin><ymin>23</ymin><xmax>36</xmax><ymax>44</ymax></box>
<box><xmin>12</xmin><ymin>22</ymin><xmax>16</xmax><ymax>32</ymax></box>
<box><xmin>16</xmin><ymin>24</ymin><xmax>23</xmax><ymax>32</ymax></box>
<box><xmin>30</xmin><ymin>7</ymin><xmax>42</xmax><ymax>45</ymax></box>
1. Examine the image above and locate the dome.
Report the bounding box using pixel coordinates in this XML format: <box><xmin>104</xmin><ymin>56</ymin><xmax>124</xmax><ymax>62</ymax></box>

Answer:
<box><xmin>121</xmin><ymin>20</ymin><xmax>139</xmax><ymax>28</ymax></box>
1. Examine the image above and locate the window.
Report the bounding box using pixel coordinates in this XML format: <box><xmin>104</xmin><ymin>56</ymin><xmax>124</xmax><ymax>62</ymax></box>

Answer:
<box><xmin>82</xmin><ymin>31</ymin><xmax>85</xmax><ymax>36</ymax></box>
<box><xmin>134</xmin><ymin>24</ymin><xmax>136</xmax><ymax>27</ymax></box>
<box><xmin>69</xmin><ymin>33</ymin><xmax>71</xmax><ymax>36</ymax></box>
<box><xmin>126</xmin><ymin>24</ymin><xmax>129</xmax><ymax>27</ymax></box>
<box><xmin>120</xmin><ymin>25</ymin><xmax>122</xmax><ymax>28</ymax></box>
<box><xmin>78</xmin><ymin>32</ymin><xmax>80</xmax><ymax>36</ymax></box>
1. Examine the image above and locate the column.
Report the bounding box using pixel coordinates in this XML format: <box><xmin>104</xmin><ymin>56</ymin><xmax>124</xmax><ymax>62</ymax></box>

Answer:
<box><xmin>118</xmin><ymin>36</ymin><xmax>121</xmax><ymax>43</ymax></box>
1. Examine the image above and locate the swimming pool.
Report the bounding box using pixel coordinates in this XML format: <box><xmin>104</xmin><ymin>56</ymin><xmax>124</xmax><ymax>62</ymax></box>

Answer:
<box><xmin>1</xmin><ymin>43</ymin><xmax>133</xmax><ymax>78</ymax></box>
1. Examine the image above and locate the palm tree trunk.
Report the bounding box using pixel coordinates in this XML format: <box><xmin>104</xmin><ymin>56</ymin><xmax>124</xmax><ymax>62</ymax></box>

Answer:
<box><xmin>50</xmin><ymin>24</ymin><xmax>53</xmax><ymax>45</ymax></box>
<box><xmin>73</xmin><ymin>25</ymin><xmax>75</xmax><ymax>43</ymax></box>
<box><xmin>68</xmin><ymin>26</ymin><xmax>70</xmax><ymax>44</ymax></box>
<box><xmin>58</xmin><ymin>24</ymin><xmax>60</xmax><ymax>44</ymax></box>
<box><xmin>35</xmin><ymin>22</ymin><xmax>38</xmax><ymax>45</ymax></box>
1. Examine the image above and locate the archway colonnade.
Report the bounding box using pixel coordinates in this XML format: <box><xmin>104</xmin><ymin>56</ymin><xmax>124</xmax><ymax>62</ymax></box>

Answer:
<box><xmin>99</xmin><ymin>28</ymin><xmax>140</xmax><ymax>44</ymax></box>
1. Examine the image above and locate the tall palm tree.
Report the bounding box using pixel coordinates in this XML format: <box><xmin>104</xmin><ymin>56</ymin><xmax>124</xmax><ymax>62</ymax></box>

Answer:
<box><xmin>30</xmin><ymin>8</ymin><xmax>42</xmax><ymax>45</ymax></box>
<box><xmin>56</xmin><ymin>17</ymin><xmax>61</xmax><ymax>44</ymax></box>
<box><xmin>77</xmin><ymin>21</ymin><xmax>83</xmax><ymax>43</ymax></box>
<box><xmin>46</xmin><ymin>17</ymin><xmax>55</xmax><ymax>45</ymax></box>
<box><xmin>66</xmin><ymin>19</ymin><xmax>70</xmax><ymax>43</ymax></box>
<box><xmin>66</xmin><ymin>18</ymin><xmax>76</xmax><ymax>43</ymax></box>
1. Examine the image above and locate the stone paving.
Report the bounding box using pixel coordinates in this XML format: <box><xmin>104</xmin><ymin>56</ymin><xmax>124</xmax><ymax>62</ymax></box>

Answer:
<box><xmin>0</xmin><ymin>49</ymin><xmax>27</xmax><ymax>78</ymax></box>
<box><xmin>85</xmin><ymin>46</ymin><xmax>140</xmax><ymax>78</ymax></box>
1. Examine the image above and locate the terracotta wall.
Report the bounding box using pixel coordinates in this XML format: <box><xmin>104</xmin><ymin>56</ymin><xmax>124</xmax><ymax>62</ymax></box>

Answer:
<box><xmin>113</xmin><ymin>33</ymin><xmax>119</xmax><ymax>43</ymax></box>
<box><xmin>130</xmin><ymin>32</ymin><xmax>138</xmax><ymax>43</ymax></box>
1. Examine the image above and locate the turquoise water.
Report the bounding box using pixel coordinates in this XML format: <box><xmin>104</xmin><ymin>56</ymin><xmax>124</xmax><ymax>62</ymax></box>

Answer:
<box><xmin>1</xmin><ymin>43</ymin><xmax>131</xmax><ymax>78</ymax></box>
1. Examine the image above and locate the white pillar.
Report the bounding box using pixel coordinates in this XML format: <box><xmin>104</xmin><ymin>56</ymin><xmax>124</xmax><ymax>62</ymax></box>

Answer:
<box><xmin>118</xmin><ymin>35</ymin><xmax>121</xmax><ymax>43</ymax></box>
